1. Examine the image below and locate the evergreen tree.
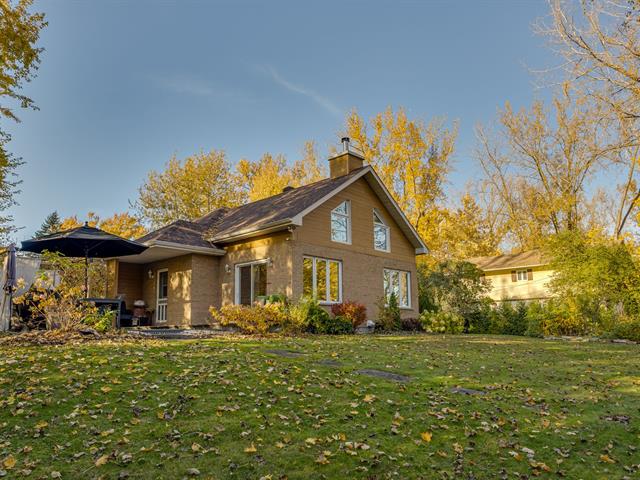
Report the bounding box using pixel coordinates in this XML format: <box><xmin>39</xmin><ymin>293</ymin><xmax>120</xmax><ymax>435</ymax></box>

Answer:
<box><xmin>35</xmin><ymin>211</ymin><xmax>61</xmax><ymax>238</ymax></box>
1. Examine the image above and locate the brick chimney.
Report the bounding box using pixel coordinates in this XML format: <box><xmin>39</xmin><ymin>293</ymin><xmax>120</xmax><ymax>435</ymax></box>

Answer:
<box><xmin>328</xmin><ymin>137</ymin><xmax>365</xmax><ymax>178</ymax></box>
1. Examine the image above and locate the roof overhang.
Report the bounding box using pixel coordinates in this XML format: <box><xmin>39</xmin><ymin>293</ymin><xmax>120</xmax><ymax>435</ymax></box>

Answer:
<box><xmin>110</xmin><ymin>240</ymin><xmax>225</xmax><ymax>264</ymax></box>
<box><xmin>209</xmin><ymin>220</ymin><xmax>292</xmax><ymax>244</ymax></box>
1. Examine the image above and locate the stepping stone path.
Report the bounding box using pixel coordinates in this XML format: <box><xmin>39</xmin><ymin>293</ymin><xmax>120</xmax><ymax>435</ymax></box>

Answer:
<box><xmin>316</xmin><ymin>359</ymin><xmax>342</xmax><ymax>367</ymax></box>
<box><xmin>356</xmin><ymin>369</ymin><xmax>411</xmax><ymax>383</ymax></box>
<box><xmin>264</xmin><ymin>349</ymin><xmax>305</xmax><ymax>358</ymax></box>
<box><xmin>450</xmin><ymin>387</ymin><xmax>487</xmax><ymax>396</ymax></box>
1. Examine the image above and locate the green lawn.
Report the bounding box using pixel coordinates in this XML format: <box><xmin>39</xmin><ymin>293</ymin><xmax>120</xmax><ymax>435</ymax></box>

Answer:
<box><xmin>1</xmin><ymin>335</ymin><xmax>639</xmax><ymax>479</ymax></box>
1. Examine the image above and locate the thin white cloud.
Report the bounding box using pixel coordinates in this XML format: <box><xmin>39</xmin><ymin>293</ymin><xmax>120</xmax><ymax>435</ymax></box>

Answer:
<box><xmin>152</xmin><ymin>74</ymin><xmax>253</xmax><ymax>102</ymax></box>
<box><xmin>154</xmin><ymin>74</ymin><xmax>214</xmax><ymax>97</ymax></box>
<box><xmin>261</xmin><ymin>65</ymin><xmax>342</xmax><ymax>117</ymax></box>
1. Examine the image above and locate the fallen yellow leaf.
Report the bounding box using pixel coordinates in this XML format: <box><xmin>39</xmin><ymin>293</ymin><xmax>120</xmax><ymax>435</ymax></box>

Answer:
<box><xmin>2</xmin><ymin>455</ymin><xmax>16</xmax><ymax>469</ymax></box>
<box><xmin>95</xmin><ymin>454</ymin><xmax>109</xmax><ymax>467</ymax></box>
<box><xmin>420</xmin><ymin>431</ymin><xmax>432</xmax><ymax>443</ymax></box>
<box><xmin>244</xmin><ymin>443</ymin><xmax>257</xmax><ymax>453</ymax></box>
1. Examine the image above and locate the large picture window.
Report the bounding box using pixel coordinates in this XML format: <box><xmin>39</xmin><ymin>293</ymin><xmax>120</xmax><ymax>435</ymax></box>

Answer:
<box><xmin>331</xmin><ymin>201</ymin><xmax>351</xmax><ymax>244</ymax></box>
<box><xmin>373</xmin><ymin>209</ymin><xmax>390</xmax><ymax>252</ymax></box>
<box><xmin>383</xmin><ymin>268</ymin><xmax>410</xmax><ymax>308</ymax></box>
<box><xmin>303</xmin><ymin>256</ymin><xmax>342</xmax><ymax>303</ymax></box>
<box><xmin>235</xmin><ymin>260</ymin><xmax>268</xmax><ymax>305</ymax></box>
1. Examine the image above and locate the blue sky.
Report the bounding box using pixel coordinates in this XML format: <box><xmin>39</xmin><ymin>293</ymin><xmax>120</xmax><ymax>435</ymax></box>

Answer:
<box><xmin>7</xmin><ymin>0</ymin><xmax>553</xmax><ymax>240</ymax></box>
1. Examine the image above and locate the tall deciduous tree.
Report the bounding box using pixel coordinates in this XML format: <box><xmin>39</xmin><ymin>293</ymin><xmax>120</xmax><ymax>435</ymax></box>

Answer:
<box><xmin>539</xmin><ymin>0</ymin><xmax>640</xmax><ymax>240</ymax></box>
<box><xmin>0</xmin><ymin>0</ymin><xmax>46</xmax><ymax>239</ymax></box>
<box><xmin>475</xmin><ymin>91</ymin><xmax>621</xmax><ymax>250</ymax></box>
<box><xmin>34</xmin><ymin>211</ymin><xmax>61</xmax><ymax>238</ymax></box>
<box><xmin>440</xmin><ymin>193</ymin><xmax>504</xmax><ymax>260</ymax></box>
<box><xmin>135</xmin><ymin>150</ymin><xmax>244</xmax><ymax>228</ymax></box>
<box><xmin>99</xmin><ymin>212</ymin><xmax>147</xmax><ymax>239</ymax></box>
<box><xmin>238</xmin><ymin>141</ymin><xmax>327</xmax><ymax>202</ymax></box>
<box><xmin>237</xmin><ymin>153</ymin><xmax>290</xmax><ymax>202</ymax></box>
<box><xmin>345</xmin><ymin>107</ymin><xmax>457</xmax><ymax>258</ymax></box>
<box><xmin>60</xmin><ymin>212</ymin><xmax>100</xmax><ymax>230</ymax></box>
<box><xmin>290</xmin><ymin>140</ymin><xmax>326</xmax><ymax>186</ymax></box>
<box><xmin>59</xmin><ymin>211</ymin><xmax>146</xmax><ymax>239</ymax></box>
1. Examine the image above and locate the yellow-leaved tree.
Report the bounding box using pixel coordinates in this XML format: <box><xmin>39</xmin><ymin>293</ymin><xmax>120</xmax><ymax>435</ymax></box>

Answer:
<box><xmin>440</xmin><ymin>192</ymin><xmax>504</xmax><ymax>260</ymax></box>
<box><xmin>60</xmin><ymin>212</ymin><xmax>146</xmax><ymax>239</ymax></box>
<box><xmin>135</xmin><ymin>150</ymin><xmax>244</xmax><ymax>228</ymax></box>
<box><xmin>99</xmin><ymin>212</ymin><xmax>147</xmax><ymax>239</ymax></box>
<box><xmin>238</xmin><ymin>141</ymin><xmax>327</xmax><ymax>202</ymax></box>
<box><xmin>237</xmin><ymin>153</ymin><xmax>290</xmax><ymax>202</ymax></box>
<box><xmin>345</xmin><ymin>107</ymin><xmax>458</xmax><ymax>261</ymax></box>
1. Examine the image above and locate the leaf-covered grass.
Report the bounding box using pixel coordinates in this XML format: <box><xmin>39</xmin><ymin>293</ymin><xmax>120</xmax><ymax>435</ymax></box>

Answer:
<box><xmin>1</xmin><ymin>334</ymin><xmax>639</xmax><ymax>479</ymax></box>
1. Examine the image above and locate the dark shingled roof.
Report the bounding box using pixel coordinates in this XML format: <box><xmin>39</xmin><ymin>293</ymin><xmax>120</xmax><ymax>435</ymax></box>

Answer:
<box><xmin>136</xmin><ymin>220</ymin><xmax>213</xmax><ymax>249</ymax></box>
<box><xmin>203</xmin><ymin>167</ymin><xmax>367</xmax><ymax>241</ymax></box>
<box><xmin>467</xmin><ymin>250</ymin><xmax>548</xmax><ymax>271</ymax></box>
<box><xmin>136</xmin><ymin>167</ymin><xmax>367</xmax><ymax>248</ymax></box>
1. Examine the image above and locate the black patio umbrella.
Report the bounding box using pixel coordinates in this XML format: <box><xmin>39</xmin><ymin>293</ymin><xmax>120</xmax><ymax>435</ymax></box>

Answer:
<box><xmin>21</xmin><ymin>223</ymin><xmax>148</xmax><ymax>295</ymax></box>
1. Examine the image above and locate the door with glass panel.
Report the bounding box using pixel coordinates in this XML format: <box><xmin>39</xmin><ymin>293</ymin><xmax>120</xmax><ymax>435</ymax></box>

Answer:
<box><xmin>156</xmin><ymin>269</ymin><xmax>168</xmax><ymax>323</ymax></box>
<box><xmin>235</xmin><ymin>261</ymin><xmax>268</xmax><ymax>305</ymax></box>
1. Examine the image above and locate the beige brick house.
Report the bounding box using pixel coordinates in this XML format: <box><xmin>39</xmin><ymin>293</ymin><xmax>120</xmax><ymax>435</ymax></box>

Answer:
<box><xmin>108</xmin><ymin>143</ymin><xmax>427</xmax><ymax>326</ymax></box>
<box><xmin>467</xmin><ymin>250</ymin><xmax>554</xmax><ymax>303</ymax></box>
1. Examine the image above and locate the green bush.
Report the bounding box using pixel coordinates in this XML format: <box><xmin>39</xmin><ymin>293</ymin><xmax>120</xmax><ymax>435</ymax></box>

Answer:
<box><xmin>376</xmin><ymin>293</ymin><xmax>401</xmax><ymax>331</ymax></box>
<box><xmin>465</xmin><ymin>299</ymin><xmax>494</xmax><ymax>333</ymax></box>
<box><xmin>285</xmin><ymin>296</ymin><xmax>314</xmax><ymax>333</ymax></box>
<box><xmin>305</xmin><ymin>299</ymin><xmax>332</xmax><ymax>334</ymax></box>
<box><xmin>607</xmin><ymin>316</ymin><xmax>640</xmax><ymax>342</ymax></box>
<box><xmin>420</xmin><ymin>310</ymin><xmax>464</xmax><ymax>334</ymax></box>
<box><xmin>524</xmin><ymin>301</ymin><xmax>546</xmax><ymax>337</ymax></box>
<box><xmin>319</xmin><ymin>315</ymin><xmax>354</xmax><ymax>334</ymax></box>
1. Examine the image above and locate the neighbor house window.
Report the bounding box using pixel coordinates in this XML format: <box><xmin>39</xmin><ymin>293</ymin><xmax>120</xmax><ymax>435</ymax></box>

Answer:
<box><xmin>383</xmin><ymin>268</ymin><xmax>410</xmax><ymax>308</ymax></box>
<box><xmin>331</xmin><ymin>201</ymin><xmax>351</xmax><ymax>244</ymax></box>
<box><xmin>514</xmin><ymin>269</ymin><xmax>532</xmax><ymax>282</ymax></box>
<box><xmin>235</xmin><ymin>260</ymin><xmax>268</xmax><ymax>305</ymax></box>
<box><xmin>373</xmin><ymin>209</ymin><xmax>390</xmax><ymax>252</ymax></box>
<box><xmin>303</xmin><ymin>256</ymin><xmax>342</xmax><ymax>303</ymax></box>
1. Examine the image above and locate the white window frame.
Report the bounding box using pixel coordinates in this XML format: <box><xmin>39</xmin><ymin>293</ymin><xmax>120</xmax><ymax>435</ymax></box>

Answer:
<box><xmin>383</xmin><ymin>268</ymin><xmax>411</xmax><ymax>309</ymax></box>
<box><xmin>234</xmin><ymin>259</ymin><xmax>269</xmax><ymax>305</ymax></box>
<box><xmin>330</xmin><ymin>200</ymin><xmax>351</xmax><ymax>245</ymax></box>
<box><xmin>373</xmin><ymin>208</ymin><xmax>391</xmax><ymax>252</ymax></box>
<box><xmin>303</xmin><ymin>256</ymin><xmax>343</xmax><ymax>305</ymax></box>
<box><xmin>516</xmin><ymin>269</ymin><xmax>528</xmax><ymax>281</ymax></box>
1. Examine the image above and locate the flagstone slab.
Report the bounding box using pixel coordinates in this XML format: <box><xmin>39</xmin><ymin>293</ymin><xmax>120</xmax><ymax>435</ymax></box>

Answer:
<box><xmin>356</xmin><ymin>369</ymin><xmax>411</xmax><ymax>382</ymax></box>
<box><xmin>264</xmin><ymin>349</ymin><xmax>305</xmax><ymax>358</ymax></box>
<box><xmin>450</xmin><ymin>387</ymin><xmax>487</xmax><ymax>396</ymax></box>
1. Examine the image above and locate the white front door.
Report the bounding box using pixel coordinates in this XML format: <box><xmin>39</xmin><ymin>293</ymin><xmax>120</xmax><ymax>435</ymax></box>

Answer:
<box><xmin>156</xmin><ymin>269</ymin><xmax>168</xmax><ymax>323</ymax></box>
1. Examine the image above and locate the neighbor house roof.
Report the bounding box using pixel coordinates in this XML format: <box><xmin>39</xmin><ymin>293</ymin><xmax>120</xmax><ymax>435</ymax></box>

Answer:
<box><xmin>467</xmin><ymin>249</ymin><xmax>548</xmax><ymax>272</ymax></box>
<box><xmin>136</xmin><ymin>165</ymin><xmax>428</xmax><ymax>254</ymax></box>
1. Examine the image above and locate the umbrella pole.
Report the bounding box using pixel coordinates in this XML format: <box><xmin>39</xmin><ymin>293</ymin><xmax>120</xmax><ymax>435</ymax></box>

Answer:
<box><xmin>84</xmin><ymin>247</ymin><xmax>89</xmax><ymax>297</ymax></box>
